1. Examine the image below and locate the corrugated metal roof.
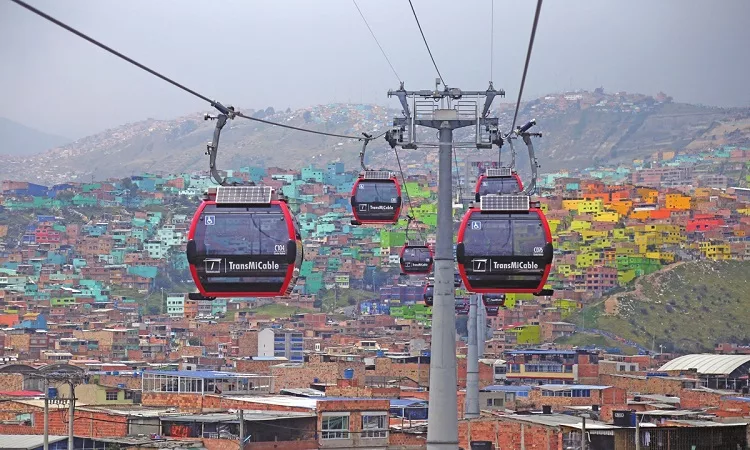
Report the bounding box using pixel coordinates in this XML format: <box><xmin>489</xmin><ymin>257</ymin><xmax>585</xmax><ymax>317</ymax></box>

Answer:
<box><xmin>536</xmin><ymin>384</ymin><xmax>611</xmax><ymax>391</ymax></box>
<box><xmin>482</xmin><ymin>385</ymin><xmax>532</xmax><ymax>392</ymax></box>
<box><xmin>165</xmin><ymin>410</ymin><xmax>316</xmax><ymax>423</ymax></box>
<box><xmin>142</xmin><ymin>370</ymin><xmax>266</xmax><ymax>379</ymax></box>
<box><xmin>658</xmin><ymin>354</ymin><xmax>750</xmax><ymax>375</ymax></box>
<box><xmin>0</xmin><ymin>435</ymin><xmax>66</xmax><ymax>449</ymax></box>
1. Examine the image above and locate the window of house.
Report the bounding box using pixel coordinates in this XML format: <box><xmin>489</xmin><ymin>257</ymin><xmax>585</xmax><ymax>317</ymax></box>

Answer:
<box><xmin>361</xmin><ymin>413</ymin><xmax>387</xmax><ymax>438</ymax></box>
<box><xmin>105</xmin><ymin>391</ymin><xmax>119</xmax><ymax>401</ymax></box>
<box><xmin>321</xmin><ymin>414</ymin><xmax>350</xmax><ymax>439</ymax></box>
<box><xmin>124</xmin><ymin>391</ymin><xmax>133</xmax><ymax>400</ymax></box>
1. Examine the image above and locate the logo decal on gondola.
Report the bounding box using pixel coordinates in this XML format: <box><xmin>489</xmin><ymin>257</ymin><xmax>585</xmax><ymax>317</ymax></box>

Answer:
<box><xmin>205</xmin><ymin>215</ymin><xmax>215</xmax><ymax>226</ymax></box>
<box><xmin>273</xmin><ymin>244</ymin><xmax>287</xmax><ymax>255</ymax></box>
<box><xmin>358</xmin><ymin>204</ymin><xmax>369</xmax><ymax>212</ymax></box>
<box><xmin>369</xmin><ymin>205</ymin><xmax>395</xmax><ymax>210</ymax></box>
<box><xmin>228</xmin><ymin>260</ymin><xmax>281</xmax><ymax>271</ymax></box>
<box><xmin>533</xmin><ymin>246</ymin><xmax>544</xmax><ymax>256</ymax></box>
<box><xmin>204</xmin><ymin>258</ymin><xmax>222</xmax><ymax>273</ymax></box>
<box><xmin>472</xmin><ymin>259</ymin><xmax>488</xmax><ymax>272</ymax></box>
<box><xmin>491</xmin><ymin>261</ymin><xmax>540</xmax><ymax>270</ymax></box>
<box><xmin>470</xmin><ymin>221</ymin><xmax>482</xmax><ymax>230</ymax></box>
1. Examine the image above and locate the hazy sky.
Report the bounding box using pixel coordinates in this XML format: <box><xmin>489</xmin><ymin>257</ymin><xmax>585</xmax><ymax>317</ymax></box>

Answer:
<box><xmin>1</xmin><ymin>0</ymin><xmax>749</xmax><ymax>139</ymax></box>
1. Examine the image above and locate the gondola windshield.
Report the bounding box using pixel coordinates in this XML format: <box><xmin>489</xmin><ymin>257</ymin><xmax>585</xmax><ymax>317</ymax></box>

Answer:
<box><xmin>477</xmin><ymin>177</ymin><xmax>522</xmax><ymax>196</ymax></box>
<box><xmin>459</xmin><ymin>212</ymin><xmax>551</xmax><ymax>291</ymax></box>
<box><xmin>355</xmin><ymin>181</ymin><xmax>399</xmax><ymax>203</ymax></box>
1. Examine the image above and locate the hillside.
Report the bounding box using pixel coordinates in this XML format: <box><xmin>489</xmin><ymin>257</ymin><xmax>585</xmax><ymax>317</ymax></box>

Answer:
<box><xmin>0</xmin><ymin>117</ymin><xmax>70</xmax><ymax>157</ymax></box>
<box><xmin>2</xmin><ymin>91</ymin><xmax>750</xmax><ymax>184</ymax></box>
<box><xmin>569</xmin><ymin>260</ymin><xmax>750</xmax><ymax>353</ymax></box>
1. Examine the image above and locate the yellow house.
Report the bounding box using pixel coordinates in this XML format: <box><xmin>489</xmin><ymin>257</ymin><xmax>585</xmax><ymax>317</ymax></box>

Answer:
<box><xmin>576</xmin><ymin>252</ymin><xmax>600</xmax><ymax>268</ymax></box>
<box><xmin>665</xmin><ymin>193</ymin><xmax>691</xmax><ymax>210</ymax></box>
<box><xmin>699</xmin><ymin>243</ymin><xmax>731</xmax><ymax>260</ymax></box>
<box><xmin>593</xmin><ymin>211</ymin><xmax>620</xmax><ymax>223</ymax></box>
<box><xmin>562</xmin><ymin>199</ymin><xmax>583</xmax><ymax>211</ymax></box>
<box><xmin>629</xmin><ymin>209</ymin><xmax>652</xmax><ymax>220</ymax></box>
<box><xmin>570</xmin><ymin>220</ymin><xmax>592</xmax><ymax>232</ymax></box>
<box><xmin>606</xmin><ymin>200</ymin><xmax>633</xmax><ymax>216</ymax></box>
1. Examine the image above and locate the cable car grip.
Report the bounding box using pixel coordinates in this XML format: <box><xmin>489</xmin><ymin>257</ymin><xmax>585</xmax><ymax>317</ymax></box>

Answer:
<box><xmin>359</xmin><ymin>133</ymin><xmax>373</xmax><ymax>171</ymax></box>
<box><xmin>204</xmin><ymin>102</ymin><xmax>237</xmax><ymax>186</ymax></box>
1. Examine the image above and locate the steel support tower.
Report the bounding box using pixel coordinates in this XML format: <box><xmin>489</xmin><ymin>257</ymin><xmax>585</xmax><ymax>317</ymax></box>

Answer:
<box><xmin>386</xmin><ymin>81</ymin><xmax>504</xmax><ymax>450</ymax></box>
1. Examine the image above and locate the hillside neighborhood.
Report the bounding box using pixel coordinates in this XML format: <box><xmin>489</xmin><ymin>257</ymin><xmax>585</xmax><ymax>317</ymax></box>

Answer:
<box><xmin>0</xmin><ymin>136</ymin><xmax>749</xmax><ymax>448</ymax></box>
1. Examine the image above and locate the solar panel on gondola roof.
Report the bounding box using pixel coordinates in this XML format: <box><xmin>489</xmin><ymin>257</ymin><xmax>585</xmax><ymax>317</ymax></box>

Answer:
<box><xmin>480</xmin><ymin>194</ymin><xmax>530</xmax><ymax>212</ymax></box>
<box><xmin>486</xmin><ymin>167</ymin><xmax>512</xmax><ymax>177</ymax></box>
<box><xmin>215</xmin><ymin>186</ymin><xmax>273</xmax><ymax>205</ymax></box>
<box><xmin>363</xmin><ymin>170</ymin><xmax>394</xmax><ymax>180</ymax></box>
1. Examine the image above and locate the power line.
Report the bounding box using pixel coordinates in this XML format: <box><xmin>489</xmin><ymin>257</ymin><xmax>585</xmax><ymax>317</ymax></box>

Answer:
<box><xmin>352</xmin><ymin>0</ymin><xmax>401</xmax><ymax>83</ymax></box>
<box><xmin>7</xmin><ymin>0</ymin><xmax>374</xmax><ymax>142</ymax></box>
<box><xmin>509</xmin><ymin>0</ymin><xmax>543</xmax><ymax>133</ymax></box>
<box><xmin>407</xmin><ymin>0</ymin><xmax>447</xmax><ymax>87</ymax></box>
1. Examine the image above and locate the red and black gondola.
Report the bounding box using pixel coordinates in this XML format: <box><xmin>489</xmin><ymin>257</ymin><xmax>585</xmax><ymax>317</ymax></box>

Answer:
<box><xmin>350</xmin><ymin>171</ymin><xmax>402</xmax><ymax>225</ymax></box>
<box><xmin>399</xmin><ymin>242</ymin><xmax>433</xmax><ymax>275</ymax></box>
<box><xmin>423</xmin><ymin>282</ymin><xmax>434</xmax><ymax>306</ymax></box>
<box><xmin>483</xmin><ymin>294</ymin><xmax>506</xmax><ymax>317</ymax></box>
<box><xmin>186</xmin><ymin>186</ymin><xmax>303</xmax><ymax>298</ymax></box>
<box><xmin>474</xmin><ymin>168</ymin><xmax>523</xmax><ymax>202</ymax></box>
<box><xmin>456</xmin><ymin>194</ymin><xmax>553</xmax><ymax>294</ymax></box>
<box><xmin>455</xmin><ymin>298</ymin><xmax>470</xmax><ymax>315</ymax></box>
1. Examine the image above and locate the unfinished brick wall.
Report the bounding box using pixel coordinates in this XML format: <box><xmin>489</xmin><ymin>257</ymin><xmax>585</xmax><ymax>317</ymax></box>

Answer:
<box><xmin>680</xmin><ymin>389</ymin><xmax>723</xmax><ymax>409</ymax></box>
<box><xmin>98</xmin><ymin>374</ymin><xmax>142</xmax><ymax>390</ymax></box>
<box><xmin>599</xmin><ymin>374</ymin><xmax>688</xmax><ymax>396</ymax></box>
<box><xmin>235</xmin><ymin>332</ymin><xmax>259</xmax><ymax>358</ymax></box>
<box><xmin>270</xmin><ymin>360</ymin><xmax>366</xmax><ymax>392</ymax></box>
<box><xmin>0</xmin><ymin>373</ymin><xmax>24</xmax><ymax>391</ymax></box>
<box><xmin>458</xmin><ymin>418</ymin><xmax>562</xmax><ymax>450</ymax></box>
<box><xmin>235</xmin><ymin>359</ymin><xmax>278</xmax><ymax>374</ymax></box>
<box><xmin>141</xmin><ymin>392</ymin><xmax>205</xmax><ymax>412</ymax></box>
<box><xmin>0</xmin><ymin>402</ymin><xmax>128</xmax><ymax>437</ymax></box>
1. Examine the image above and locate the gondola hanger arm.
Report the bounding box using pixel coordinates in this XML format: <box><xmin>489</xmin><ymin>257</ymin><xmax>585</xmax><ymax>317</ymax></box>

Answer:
<box><xmin>204</xmin><ymin>102</ymin><xmax>238</xmax><ymax>186</ymax></box>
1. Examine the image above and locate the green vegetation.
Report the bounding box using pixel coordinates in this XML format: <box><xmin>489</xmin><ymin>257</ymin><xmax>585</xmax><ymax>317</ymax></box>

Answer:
<box><xmin>245</xmin><ymin>303</ymin><xmax>313</xmax><ymax>319</ymax></box>
<box><xmin>570</xmin><ymin>261</ymin><xmax>750</xmax><ymax>353</ymax></box>
<box><xmin>555</xmin><ymin>333</ymin><xmax>638</xmax><ymax>356</ymax></box>
<box><xmin>319</xmin><ymin>288</ymin><xmax>375</xmax><ymax>313</ymax></box>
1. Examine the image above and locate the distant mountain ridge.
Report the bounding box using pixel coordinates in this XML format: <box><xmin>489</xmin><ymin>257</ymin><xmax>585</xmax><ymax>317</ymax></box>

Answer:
<box><xmin>0</xmin><ymin>117</ymin><xmax>70</xmax><ymax>157</ymax></box>
<box><xmin>2</xmin><ymin>91</ymin><xmax>749</xmax><ymax>184</ymax></box>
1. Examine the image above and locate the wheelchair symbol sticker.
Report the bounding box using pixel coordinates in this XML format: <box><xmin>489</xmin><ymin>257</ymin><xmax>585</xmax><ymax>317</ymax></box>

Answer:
<box><xmin>470</xmin><ymin>221</ymin><xmax>482</xmax><ymax>230</ymax></box>
<box><xmin>205</xmin><ymin>215</ymin><xmax>215</xmax><ymax>226</ymax></box>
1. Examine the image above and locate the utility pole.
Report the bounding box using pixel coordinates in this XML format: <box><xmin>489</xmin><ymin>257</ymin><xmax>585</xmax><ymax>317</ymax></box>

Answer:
<box><xmin>464</xmin><ymin>295</ymin><xmax>479</xmax><ymax>418</ymax></box>
<box><xmin>67</xmin><ymin>381</ymin><xmax>75</xmax><ymax>450</ymax></box>
<box><xmin>635</xmin><ymin>413</ymin><xmax>640</xmax><ymax>450</ymax></box>
<box><xmin>581</xmin><ymin>415</ymin><xmax>587</xmax><ymax>450</ymax></box>
<box><xmin>477</xmin><ymin>294</ymin><xmax>494</xmax><ymax>358</ymax></box>
<box><xmin>238</xmin><ymin>409</ymin><xmax>244</xmax><ymax>450</ymax></box>
<box><xmin>43</xmin><ymin>378</ymin><xmax>49</xmax><ymax>450</ymax></box>
<box><xmin>387</xmin><ymin>81</ymin><xmax>503</xmax><ymax>450</ymax></box>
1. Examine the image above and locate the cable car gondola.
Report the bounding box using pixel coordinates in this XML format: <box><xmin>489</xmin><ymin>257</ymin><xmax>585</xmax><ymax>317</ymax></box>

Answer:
<box><xmin>456</xmin><ymin>194</ymin><xmax>553</xmax><ymax>294</ymax></box>
<box><xmin>350</xmin><ymin>171</ymin><xmax>402</xmax><ymax>225</ymax></box>
<box><xmin>474</xmin><ymin>167</ymin><xmax>523</xmax><ymax>202</ymax></box>
<box><xmin>423</xmin><ymin>282</ymin><xmax>434</xmax><ymax>306</ymax></box>
<box><xmin>400</xmin><ymin>242</ymin><xmax>433</xmax><ymax>275</ymax></box>
<box><xmin>483</xmin><ymin>294</ymin><xmax>505</xmax><ymax>317</ymax></box>
<box><xmin>455</xmin><ymin>298</ymin><xmax>470</xmax><ymax>315</ymax></box>
<box><xmin>186</xmin><ymin>186</ymin><xmax>303</xmax><ymax>298</ymax></box>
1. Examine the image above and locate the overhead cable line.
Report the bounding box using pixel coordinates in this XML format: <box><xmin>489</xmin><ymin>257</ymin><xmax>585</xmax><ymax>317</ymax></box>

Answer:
<box><xmin>509</xmin><ymin>0</ymin><xmax>543</xmax><ymax>133</ymax></box>
<box><xmin>352</xmin><ymin>0</ymin><xmax>402</xmax><ymax>83</ymax></box>
<box><xmin>8</xmin><ymin>0</ymin><xmax>375</xmax><ymax>141</ymax></box>
<box><xmin>407</xmin><ymin>0</ymin><xmax>447</xmax><ymax>87</ymax></box>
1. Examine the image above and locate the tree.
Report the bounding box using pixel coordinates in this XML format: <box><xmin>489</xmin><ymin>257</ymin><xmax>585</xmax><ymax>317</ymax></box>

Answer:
<box><xmin>188</xmin><ymin>337</ymin><xmax>201</xmax><ymax>346</ymax></box>
<box><xmin>303</xmin><ymin>111</ymin><xmax>312</xmax><ymax>123</ymax></box>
